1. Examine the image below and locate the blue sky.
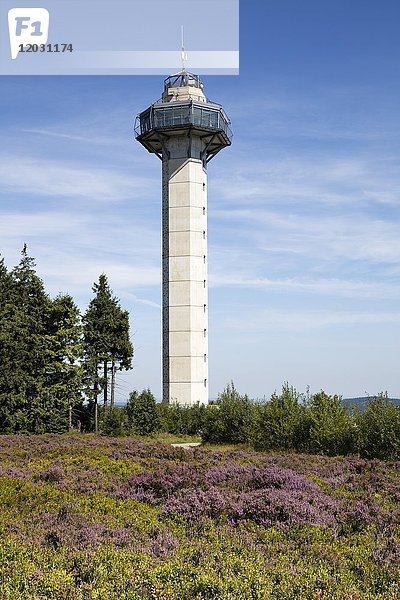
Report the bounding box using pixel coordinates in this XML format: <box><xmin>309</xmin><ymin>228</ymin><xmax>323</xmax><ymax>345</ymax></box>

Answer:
<box><xmin>1</xmin><ymin>0</ymin><xmax>400</xmax><ymax>401</ymax></box>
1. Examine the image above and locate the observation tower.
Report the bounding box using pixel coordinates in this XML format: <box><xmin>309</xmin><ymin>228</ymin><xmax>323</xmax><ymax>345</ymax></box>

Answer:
<box><xmin>135</xmin><ymin>70</ymin><xmax>232</xmax><ymax>405</ymax></box>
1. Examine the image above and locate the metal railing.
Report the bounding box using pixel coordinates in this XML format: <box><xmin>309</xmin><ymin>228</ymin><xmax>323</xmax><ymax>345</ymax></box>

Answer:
<box><xmin>163</xmin><ymin>72</ymin><xmax>203</xmax><ymax>92</ymax></box>
<box><xmin>135</xmin><ymin>101</ymin><xmax>232</xmax><ymax>141</ymax></box>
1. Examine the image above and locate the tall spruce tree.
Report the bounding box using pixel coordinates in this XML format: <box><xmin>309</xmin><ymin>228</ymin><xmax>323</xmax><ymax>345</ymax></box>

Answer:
<box><xmin>82</xmin><ymin>274</ymin><xmax>133</xmax><ymax>431</ymax></box>
<box><xmin>0</xmin><ymin>255</ymin><xmax>12</xmax><ymax>325</ymax></box>
<box><xmin>0</xmin><ymin>246</ymin><xmax>50</xmax><ymax>432</ymax></box>
<box><xmin>0</xmin><ymin>256</ymin><xmax>14</xmax><ymax>430</ymax></box>
<box><xmin>44</xmin><ymin>294</ymin><xmax>83</xmax><ymax>432</ymax></box>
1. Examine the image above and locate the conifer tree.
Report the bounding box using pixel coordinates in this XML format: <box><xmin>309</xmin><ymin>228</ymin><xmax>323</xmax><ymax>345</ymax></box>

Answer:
<box><xmin>0</xmin><ymin>256</ymin><xmax>14</xmax><ymax>430</ymax></box>
<box><xmin>126</xmin><ymin>388</ymin><xmax>159</xmax><ymax>435</ymax></box>
<box><xmin>44</xmin><ymin>294</ymin><xmax>83</xmax><ymax>432</ymax></box>
<box><xmin>0</xmin><ymin>246</ymin><xmax>49</xmax><ymax>432</ymax></box>
<box><xmin>82</xmin><ymin>274</ymin><xmax>133</xmax><ymax>431</ymax></box>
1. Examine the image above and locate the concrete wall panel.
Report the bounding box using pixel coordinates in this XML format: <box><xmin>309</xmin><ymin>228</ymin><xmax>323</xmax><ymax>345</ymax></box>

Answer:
<box><xmin>169</xmin><ymin>306</ymin><xmax>191</xmax><ymax>331</ymax></box>
<box><xmin>169</xmin><ymin>232</ymin><xmax>206</xmax><ymax>257</ymax></box>
<box><xmin>169</xmin><ymin>332</ymin><xmax>191</xmax><ymax>356</ymax></box>
<box><xmin>169</xmin><ymin>232</ymin><xmax>191</xmax><ymax>256</ymax></box>
<box><xmin>170</xmin><ymin>357</ymin><xmax>192</xmax><ymax>382</ymax></box>
<box><xmin>168</xmin><ymin>181</ymin><xmax>205</xmax><ymax>208</ymax></box>
<box><xmin>169</xmin><ymin>206</ymin><xmax>204</xmax><ymax>232</ymax></box>
<box><xmin>169</xmin><ymin>159</ymin><xmax>205</xmax><ymax>184</ymax></box>
<box><xmin>169</xmin><ymin>256</ymin><xmax>206</xmax><ymax>281</ymax></box>
<box><xmin>189</xmin><ymin>306</ymin><xmax>208</xmax><ymax>331</ymax></box>
<box><xmin>169</xmin><ymin>382</ymin><xmax>207</xmax><ymax>406</ymax></box>
<box><xmin>169</xmin><ymin>280</ymin><xmax>205</xmax><ymax>306</ymax></box>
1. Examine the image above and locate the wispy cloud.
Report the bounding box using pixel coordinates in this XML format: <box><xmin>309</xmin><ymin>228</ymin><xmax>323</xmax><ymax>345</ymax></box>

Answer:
<box><xmin>120</xmin><ymin>291</ymin><xmax>161</xmax><ymax>310</ymax></box>
<box><xmin>211</xmin><ymin>207</ymin><xmax>400</xmax><ymax>266</ymax></box>
<box><xmin>0</xmin><ymin>155</ymin><xmax>152</xmax><ymax>202</ymax></box>
<box><xmin>226</xmin><ymin>87</ymin><xmax>400</xmax><ymax>144</ymax></box>
<box><xmin>213</xmin><ymin>155</ymin><xmax>400</xmax><ymax>208</ymax></box>
<box><xmin>209</xmin><ymin>274</ymin><xmax>400</xmax><ymax>299</ymax></box>
<box><xmin>20</xmin><ymin>128</ymin><xmax>114</xmax><ymax>144</ymax></box>
<box><xmin>219</xmin><ymin>308</ymin><xmax>400</xmax><ymax>332</ymax></box>
<box><xmin>42</xmin><ymin>260</ymin><xmax>160</xmax><ymax>293</ymax></box>
<box><xmin>0</xmin><ymin>209</ymin><xmax>161</xmax><ymax>301</ymax></box>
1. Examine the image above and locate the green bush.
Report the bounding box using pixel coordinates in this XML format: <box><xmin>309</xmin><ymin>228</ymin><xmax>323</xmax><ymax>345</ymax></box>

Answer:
<box><xmin>201</xmin><ymin>381</ymin><xmax>256</xmax><ymax>445</ymax></box>
<box><xmin>126</xmin><ymin>388</ymin><xmax>160</xmax><ymax>436</ymax></box>
<box><xmin>305</xmin><ymin>391</ymin><xmax>356</xmax><ymax>456</ymax></box>
<box><xmin>356</xmin><ymin>394</ymin><xmax>400</xmax><ymax>460</ymax></box>
<box><xmin>254</xmin><ymin>383</ymin><xmax>303</xmax><ymax>451</ymax></box>
<box><xmin>157</xmin><ymin>402</ymin><xmax>206</xmax><ymax>436</ymax></box>
<box><xmin>100</xmin><ymin>406</ymin><xmax>127</xmax><ymax>437</ymax></box>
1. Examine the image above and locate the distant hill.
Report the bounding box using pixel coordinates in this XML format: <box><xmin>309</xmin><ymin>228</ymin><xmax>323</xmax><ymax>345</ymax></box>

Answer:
<box><xmin>343</xmin><ymin>397</ymin><xmax>400</xmax><ymax>410</ymax></box>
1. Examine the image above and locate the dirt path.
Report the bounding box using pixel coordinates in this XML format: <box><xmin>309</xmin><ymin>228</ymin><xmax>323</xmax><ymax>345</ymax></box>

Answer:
<box><xmin>170</xmin><ymin>442</ymin><xmax>202</xmax><ymax>449</ymax></box>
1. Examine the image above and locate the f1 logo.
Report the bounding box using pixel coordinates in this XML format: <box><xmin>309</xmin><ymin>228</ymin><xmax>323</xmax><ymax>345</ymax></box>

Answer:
<box><xmin>8</xmin><ymin>8</ymin><xmax>49</xmax><ymax>59</ymax></box>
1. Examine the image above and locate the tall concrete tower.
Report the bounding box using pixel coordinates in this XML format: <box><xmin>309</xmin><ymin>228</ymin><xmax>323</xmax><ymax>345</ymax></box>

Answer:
<box><xmin>135</xmin><ymin>71</ymin><xmax>232</xmax><ymax>405</ymax></box>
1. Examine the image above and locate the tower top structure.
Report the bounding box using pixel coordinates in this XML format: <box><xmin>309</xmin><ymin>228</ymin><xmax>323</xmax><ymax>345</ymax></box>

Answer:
<box><xmin>162</xmin><ymin>71</ymin><xmax>206</xmax><ymax>103</ymax></box>
<box><xmin>135</xmin><ymin>71</ymin><xmax>232</xmax><ymax>163</ymax></box>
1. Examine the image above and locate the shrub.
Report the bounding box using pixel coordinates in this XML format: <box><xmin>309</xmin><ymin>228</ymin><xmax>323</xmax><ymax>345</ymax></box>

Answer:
<box><xmin>201</xmin><ymin>381</ymin><xmax>256</xmax><ymax>444</ymax></box>
<box><xmin>157</xmin><ymin>402</ymin><xmax>206</xmax><ymax>436</ymax></box>
<box><xmin>254</xmin><ymin>383</ymin><xmax>303</xmax><ymax>451</ymax></box>
<box><xmin>100</xmin><ymin>406</ymin><xmax>127</xmax><ymax>437</ymax></box>
<box><xmin>357</xmin><ymin>394</ymin><xmax>400</xmax><ymax>460</ymax></box>
<box><xmin>306</xmin><ymin>391</ymin><xmax>356</xmax><ymax>456</ymax></box>
<box><xmin>126</xmin><ymin>388</ymin><xmax>160</xmax><ymax>436</ymax></box>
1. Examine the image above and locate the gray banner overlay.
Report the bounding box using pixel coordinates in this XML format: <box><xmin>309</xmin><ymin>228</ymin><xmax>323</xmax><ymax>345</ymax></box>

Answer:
<box><xmin>1</xmin><ymin>0</ymin><xmax>239</xmax><ymax>75</ymax></box>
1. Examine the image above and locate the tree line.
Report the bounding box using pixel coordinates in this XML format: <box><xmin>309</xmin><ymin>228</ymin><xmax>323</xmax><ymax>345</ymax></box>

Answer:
<box><xmin>0</xmin><ymin>247</ymin><xmax>133</xmax><ymax>433</ymax></box>
<box><xmin>112</xmin><ymin>383</ymin><xmax>400</xmax><ymax>461</ymax></box>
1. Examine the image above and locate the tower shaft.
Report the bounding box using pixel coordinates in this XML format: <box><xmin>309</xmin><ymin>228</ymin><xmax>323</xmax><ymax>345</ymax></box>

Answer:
<box><xmin>162</xmin><ymin>139</ymin><xmax>208</xmax><ymax>405</ymax></box>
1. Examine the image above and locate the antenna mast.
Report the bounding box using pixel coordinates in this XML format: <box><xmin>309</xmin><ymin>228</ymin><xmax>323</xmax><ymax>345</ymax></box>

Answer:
<box><xmin>181</xmin><ymin>25</ymin><xmax>188</xmax><ymax>72</ymax></box>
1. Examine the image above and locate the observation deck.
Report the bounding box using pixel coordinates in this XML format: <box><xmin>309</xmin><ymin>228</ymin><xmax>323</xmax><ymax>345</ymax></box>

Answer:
<box><xmin>135</xmin><ymin>72</ymin><xmax>232</xmax><ymax>162</ymax></box>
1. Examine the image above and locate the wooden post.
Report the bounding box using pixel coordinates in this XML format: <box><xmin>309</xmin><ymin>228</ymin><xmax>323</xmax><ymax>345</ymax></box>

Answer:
<box><xmin>111</xmin><ymin>362</ymin><xmax>116</xmax><ymax>408</ymax></box>
<box><xmin>68</xmin><ymin>398</ymin><xmax>72</xmax><ymax>431</ymax></box>
<box><xmin>103</xmin><ymin>360</ymin><xmax>108</xmax><ymax>408</ymax></box>
<box><xmin>94</xmin><ymin>399</ymin><xmax>98</xmax><ymax>433</ymax></box>
<box><xmin>94</xmin><ymin>380</ymin><xmax>98</xmax><ymax>433</ymax></box>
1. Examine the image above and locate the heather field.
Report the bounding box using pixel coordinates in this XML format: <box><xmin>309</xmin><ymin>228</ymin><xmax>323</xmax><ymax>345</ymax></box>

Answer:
<box><xmin>0</xmin><ymin>436</ymin><xmax>399</xmax><ymax>599</ymax></box>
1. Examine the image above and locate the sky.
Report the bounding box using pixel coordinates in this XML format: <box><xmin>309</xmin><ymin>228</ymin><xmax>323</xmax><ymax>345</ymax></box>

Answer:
<box><xmin>1</xmin><ymin>0</ymin><xmax>400</xmax><ymax>402</ymax></box>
